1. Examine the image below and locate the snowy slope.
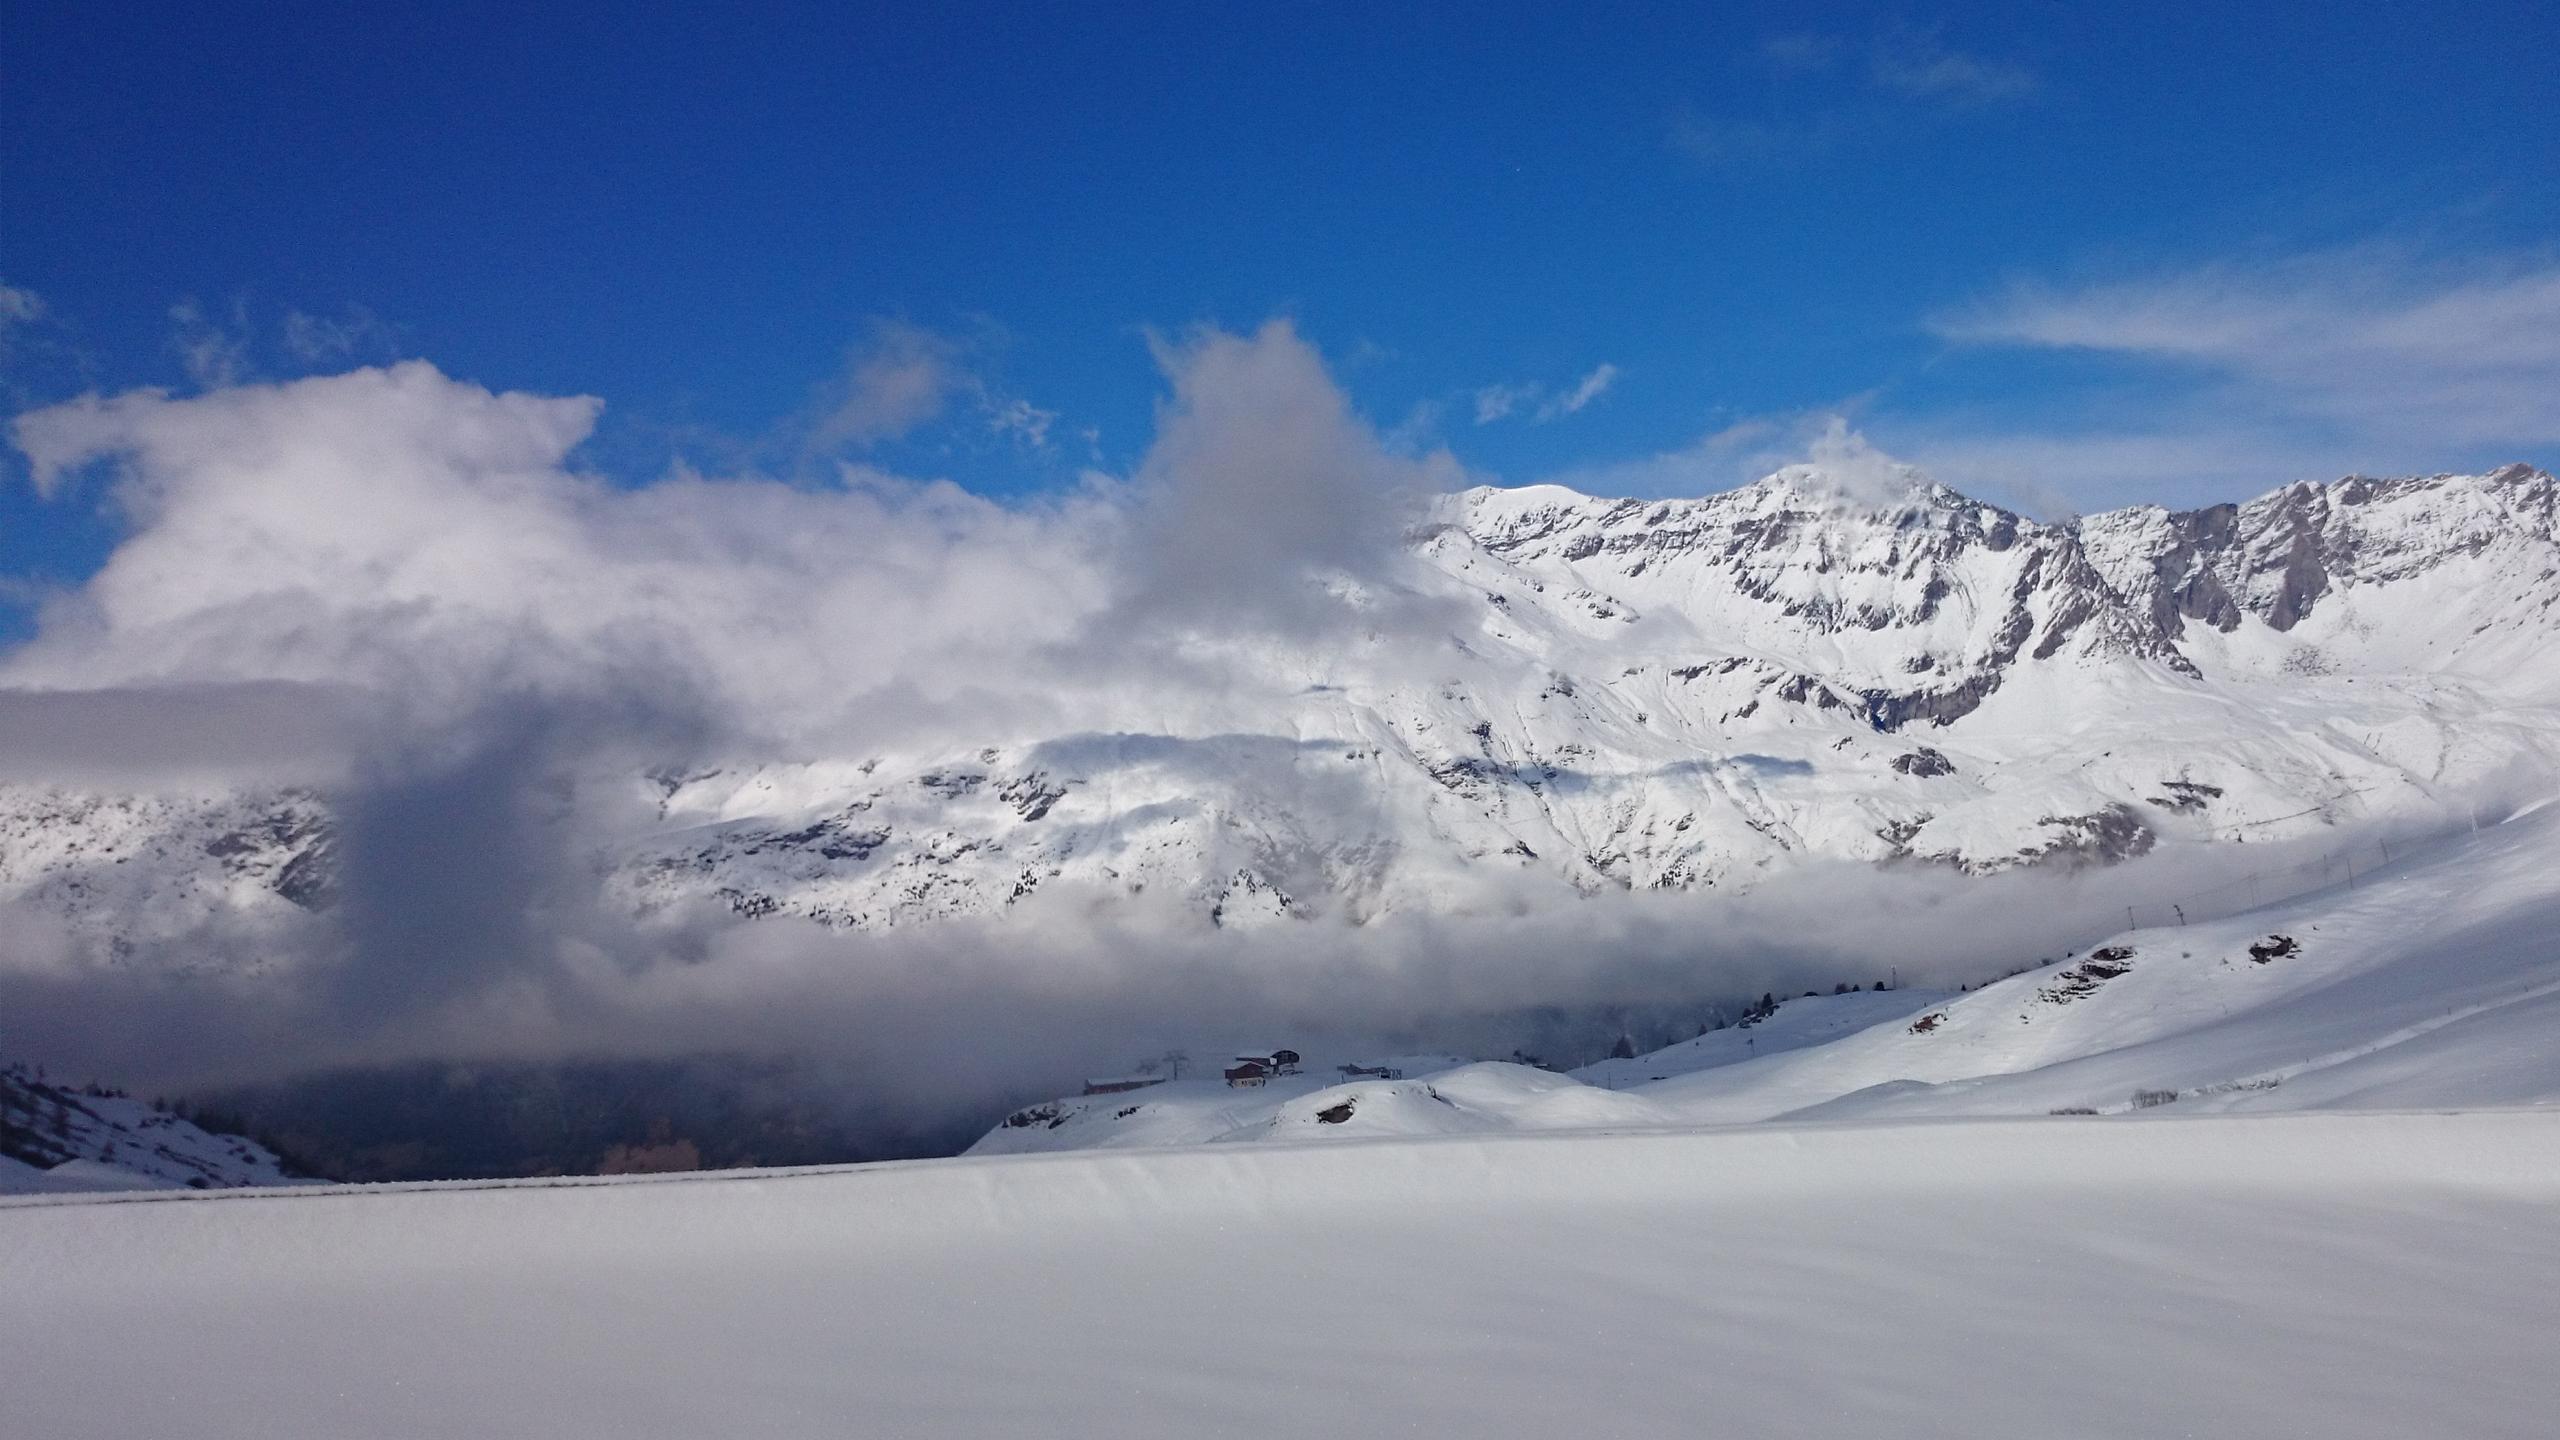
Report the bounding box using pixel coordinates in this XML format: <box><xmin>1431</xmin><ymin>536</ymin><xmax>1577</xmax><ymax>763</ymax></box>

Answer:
<box><xmin>966</xmin><ymin>1058</ymin><xmax>1673</xmax><ymax>1157</ymax></box>
<box><xmin>1571</xmin><ymin>983</ymin><xmax>1953</xmax><ymax>1088</ymax></box>
<box><xmin>5</xmin><ymin>464</ymin><xmax>2555</xmax><ymax>950</ymax></box>
<box><xmin>1632</xmin><ymin>799</ymin><xmax>2560</xmax><ymax>1124</ymax></box>
<box><xmin>0</xmin><ymin>1066</ymin><xmax>302</xmax><ymax>1194</ymax></box>
<box><xmin>0</xmin><ymin>786</ymin><xmax>330</xmax><ymax>960</ymax></box>
<box><xmin>970</xmin><ymin>799</ymin><xmax>2560</xmax><ymax>1156</ymax></box>
<box><xmin>6</xmin><ymin>1111</ymin><xmax>2556</xmax><ymax>1439</ymax></box>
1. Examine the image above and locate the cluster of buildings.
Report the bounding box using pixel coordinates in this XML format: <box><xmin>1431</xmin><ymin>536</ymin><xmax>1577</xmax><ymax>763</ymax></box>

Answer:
<box><xmin>1085</xmin><ymin>1047</ymin><xmax>1405</xmax><ymax>1093</ymax></box>
<box><xmin>1221</xmin><ymin>1050</ymin><xmax>1302</xmax><ymax>1087</ymax></box>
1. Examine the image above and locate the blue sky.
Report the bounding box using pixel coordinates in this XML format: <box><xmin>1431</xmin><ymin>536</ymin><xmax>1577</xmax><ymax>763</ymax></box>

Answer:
<box><xmin>6</xmin><ymin>1</ymin><xmax>2558</xmax><ymax>630</ymax></box>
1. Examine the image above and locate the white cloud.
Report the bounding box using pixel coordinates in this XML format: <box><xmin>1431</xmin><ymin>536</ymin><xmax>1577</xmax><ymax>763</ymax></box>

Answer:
<box><xmin>1795</xmin><ymin>415</ymin><xmax>1931</xmax><ymax>505</ymax></box>
<box><xmin>6</xmin><ymin>320</ymin><xmax>1464</xmax><ymax>758</ymax></box>
<box><xmin>798</xmin><ymin>319</ymin><xmax>1070</xmax><ymax>473</ymax></box>
<box><xmin>1543</xmin><ymin>363</ymin><xmax>1619</xmax><ymax>419</ymax></box>
<box><xmin>808</xmin><ymin>321</ymin><xmax>964</xmax><ymax>452</ymax></box>
<box><xmin>0</xmin><ymin>334</ymin><xmax>1517</xmax><ymax>1101</ymax></box>
<box><xmin>1534</xmin><ymin>408</ymin><xmax>1952</xmax><ymax>515</ymax></box>
<box><xmin>167</xmin><ymin>298</ymin><xmax>253</xmax><ymax>390</ymax></box>
<box><xmin>1473</xmin><ymin>381</ymin><xmax>1535</xmax><ymax>425</ymax></box>
<box><xmin>282</xmin><ymin>305</ymin><xmax>397</xmax><ymax>365</ymax></box>
<box><xmin>1472</xmin><ymin>363</ymin><xmax>1619</xmax><ymax>425</ymax></box>
<box><xmin>0</xmin><ymin>281</ymin><xmax>43</xmax><ymax>377</ymax></box>
<box><xmin>986</xmin><ymin>396</ymin><xmax>1057</xmax><ymax>450</ymax></box>
<box><xmin>1884</xmin><ymin>426</ymin><xmax>2324</xmax><ymax>521</ymax></box>
<box><xmin>0</xmin><ymin>281</ymin><xmax>41</xmax><ymax>326</ymax></box>
<box><xmin>1380</xmin><ymin>398</ymin><xmax>1445</xmax><ymax>456</ymax></box>
<box><xmin>1935</xmin><ymin>250</ymin><xmax>2560</xmax><ymax>446</ymax></box>
<box><xmin>1916</xmin><ymin>247</ymin><xmax>2560</xmax><ymax>508</ymax></box>
<box><xmin>1127</xmin><ymin>318</ymin><xmax>1461</xmax><ymax>634</ymax></box>
<box><xmin>8</xmin><ymin>361</ymin><xmax>1119</xmax><ymax>753</ymax></box>
<box><xmin>1674</xmin><ymin>26</ymin><xmax>2033</xmax><ymax>169</ymax></box>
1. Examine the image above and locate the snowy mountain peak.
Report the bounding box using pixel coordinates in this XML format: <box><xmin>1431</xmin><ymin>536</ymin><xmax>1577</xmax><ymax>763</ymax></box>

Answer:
<box><xmin>1746</xmin><ymin>459</ymin><xmax>1952</xmax><ymax>515</ymax></box>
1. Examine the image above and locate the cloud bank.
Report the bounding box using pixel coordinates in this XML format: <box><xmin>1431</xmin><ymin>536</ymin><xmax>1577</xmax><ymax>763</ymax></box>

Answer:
<box><xmin>0</xmin><ymin>321</ymin><xmax>1551</xmax><ymax>1120</ymax></box>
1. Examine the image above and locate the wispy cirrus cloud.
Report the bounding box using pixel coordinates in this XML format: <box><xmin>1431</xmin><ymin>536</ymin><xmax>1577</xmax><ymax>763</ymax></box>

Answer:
<box><xmin>0</xmin><ymin>282</ymin><xmax>41</xmax><ymax>329</ymax></box>
<box><xmin>1908</xmin><ymin>246</ymin><xmax>2560</xmax><ymax>509</ymax></box>
<box><xmin>1549</xmin><ymin>362</ymin><xmax>1620</xmax><ymax>417</ymax></box>
<box><xmin>1473</xmin><ymin>362</ymin><xmax>1619</xmax><ymax>425</ymax></box>
<box><xmin>281</xmin><ymin>304</ymin><xmax>399</xmax><ymax>366</ymax></box>
<box><xmin>1932</xmin><ymin>248</ymin><xmax>2560</xmax><ymax>445</ymax></box>
<box><xmin>1492</xmin><ymin>242</ymin><xmax>2557</xmax><ymax>518</ymax></box>
<box><xmin>167</xmin><ymin>297</ymin><xmax>253</xmax><ymax>389</ymax></box>
<box><xmin>1674</xmin><ymin>25</ymin><xmax>2036</xmax><ymax>169</ymax></box>
<box><xmin>1867</xmin><ymin>26</ymin><xmax>2040</xmax><ymax>107</ymax></box>
<box><xmin>0</xmin><ymin>281</ymin><xmax>44</xmax><ymax>381</ymax></box>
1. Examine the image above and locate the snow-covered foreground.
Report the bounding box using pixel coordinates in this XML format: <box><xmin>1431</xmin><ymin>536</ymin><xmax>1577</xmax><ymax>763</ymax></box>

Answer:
<box><xmin>6</xmin><ymin>1110</ymin><xmax>2557</xmax><ymax>1439</ymax></box>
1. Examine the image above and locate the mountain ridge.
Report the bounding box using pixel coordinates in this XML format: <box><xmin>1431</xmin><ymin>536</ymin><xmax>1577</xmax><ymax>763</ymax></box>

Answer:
<box><xmin>3</xmin><ymin>463</ymin><xmax>2554</xmax><ymax>948</ymax></box>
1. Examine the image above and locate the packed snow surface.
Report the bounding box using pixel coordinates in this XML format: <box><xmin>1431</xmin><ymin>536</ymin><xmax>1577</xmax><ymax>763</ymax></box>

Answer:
<box><xmin>5</xmin><ymin>1111</ymin><xmax>2555</xmax><ymax>1438</ymax></box>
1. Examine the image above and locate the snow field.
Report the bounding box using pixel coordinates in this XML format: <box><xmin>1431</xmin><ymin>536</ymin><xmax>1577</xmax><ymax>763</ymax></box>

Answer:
<box><xmin>5</xmin><ymin>1110</ymin><xmax>2556</xmax><ymax>1438</ymax></box>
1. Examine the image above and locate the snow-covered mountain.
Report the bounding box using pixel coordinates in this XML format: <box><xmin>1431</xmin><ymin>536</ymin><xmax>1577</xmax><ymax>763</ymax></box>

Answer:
<box><xmin>4</xmin><ymin>463</ymin><xmax>2554</xmax><ymax>949</ymax></box>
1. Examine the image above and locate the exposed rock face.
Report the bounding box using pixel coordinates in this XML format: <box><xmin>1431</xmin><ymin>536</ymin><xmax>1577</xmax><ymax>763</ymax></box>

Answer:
<box><xmin>2020</xmin><ymin>805</ymin><xmax>2157</xmax><ymax>870</ymax></box>
<box><xmin>4</xmin><ymin>465</ymin><xmax>2556</xmax><ymax>945</ymax></box>
<box><xmin>1461</xmin><ymin>469</ymin><xmax>2174</xmax><ymax>729</ymax></box>
<box><xmin>2082</xmin><ymin>464</ymin><xmax>2559</xmax><ymax>642</ymax></box>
